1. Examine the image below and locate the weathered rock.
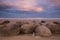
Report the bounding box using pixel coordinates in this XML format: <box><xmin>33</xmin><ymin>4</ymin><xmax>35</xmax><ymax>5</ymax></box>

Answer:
<box><xmin>46</xmin><ymin>22</ymin><xmax>60</xmax><ymax>34</ymax></box>
<box><xmin>20</xmin><ymin>23</ymin><xmax>34</xmax><ymax>34</ymax></box>
<box><xmin>41</xmin><ymin>20</ymin><xmax>46</xmax><ymax>23</ymax></box>
<box><xmin>16</xmin><ymin>21</ymin><xmax>32</xmax><ymax>27</ymax></box>
<box><xmin>0</xmin><ymin>25</ymin><xmax>8</xmax><ymax>36</ymax></box>
<box><xmin>35</xmin><ymin>25</ymin><xmax>52</xmax><ymax>37</ymax></box>
<box><xmin>6</xmin><ymin>22</ymin><xmax>21</xmax><ymax>35</ymax></box>
<box><xmin>0</xmin><ymin>22</ymin><xmax>21</xmax><ymax>36</ymax></box>
<box><xmin>40</xmin><ymin>20</ymin><xmax>48</xmax><ymax>26</ymax></box>
<box><xmin>16</xmin><ymin>22</ymin><xmax>22</xmax><ymax>27</ymax></box>
<box><xmin>0</xmin><ymin>20</ymin><xmax>10</xmax><ymax>25</ymax></box>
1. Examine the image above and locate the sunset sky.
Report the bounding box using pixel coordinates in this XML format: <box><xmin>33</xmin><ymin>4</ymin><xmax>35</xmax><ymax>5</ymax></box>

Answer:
<box><xmin>0</xmin><ymin>0</ymin><xmax>60</xmax><ymax>18</ymax></box>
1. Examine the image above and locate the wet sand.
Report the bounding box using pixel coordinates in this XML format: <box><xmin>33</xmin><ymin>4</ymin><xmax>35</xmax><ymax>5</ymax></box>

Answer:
<box><xmin>0</xmin><ymin>34</ymin><xmax>60</xmax><ymax>40</ymax></box>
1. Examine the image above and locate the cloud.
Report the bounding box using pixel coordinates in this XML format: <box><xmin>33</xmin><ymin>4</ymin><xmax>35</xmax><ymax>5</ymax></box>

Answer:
<box><xmin>0</xmin><ymin>5</ymin><xmax>11</xmax><ymax>10</ymax></box>
<box><xmin>0</xmin><ymin>0</ymin><xmax>44</xmax><ymax>12</ymax></box>
<box><xmin>51</xmin><ymin>0</ymin><xmax>60</xmax><ymax>5</ymax></box>
<box><xmin>0</xmin><ymin>0</ymin><xmax>13</xmax><ymax>10</ymax></box>
<box><xmin>0</xmin><ymin>0</ymin><xmax>60</xmax><ymax>12</ymax></box>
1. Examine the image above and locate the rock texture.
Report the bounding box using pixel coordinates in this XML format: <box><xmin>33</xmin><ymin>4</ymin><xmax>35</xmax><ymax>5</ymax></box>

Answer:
<box><xmin>46</xmin><ymin>22</ymin><xmax>60</xmax><ymax>34</ymax></box>
<box><xmin>20</xmin><ymin>23</ymin><xmax>34</xmax><ymax>34</ymax></box>
<box><xmin>35</xmin><ymin>25</ymin><xmax>52</xmax><ymax>37</ymax></box>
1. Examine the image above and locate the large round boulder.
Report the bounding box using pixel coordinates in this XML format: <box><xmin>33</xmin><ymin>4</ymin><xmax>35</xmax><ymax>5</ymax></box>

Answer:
<box><xmin>0</xmin><ymin>22</ymin><xmax>21</xmax><ymax>36</ymax></box>
<box><xmin>35</xmin><ymin>25</ymin><xmax>52</xmax><ymax>37</ymax></box>
<box><xmin>20</xmin><ymin>23</ymin><xmax>34</xmax><ymax>34</ymax></box>
<box><xmin>46</xmin><ymin>22</ymin><xmax>60</xmax><ymax>34</ymax></box>
<box><xmin>6</xmin><ymin>22</ymin><xmax>21</xmax><ymax>35</ymax></box>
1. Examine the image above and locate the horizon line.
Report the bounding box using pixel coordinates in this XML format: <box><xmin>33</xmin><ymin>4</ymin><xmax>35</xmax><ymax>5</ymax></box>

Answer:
<box><xmin>0</xmin><ymin>18</ymin><xmax>60</xmax><ymax>20</ymax></box>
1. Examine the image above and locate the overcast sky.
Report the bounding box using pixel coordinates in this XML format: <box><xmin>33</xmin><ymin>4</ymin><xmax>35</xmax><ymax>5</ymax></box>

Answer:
<box><xmin>0</xmin><ymin>0</ymin><xmax>60</xmax><ymax>18</ymax></box>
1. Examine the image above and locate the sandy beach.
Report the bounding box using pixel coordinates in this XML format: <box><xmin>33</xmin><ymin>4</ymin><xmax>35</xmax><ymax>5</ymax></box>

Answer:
<box><xmin>0</xmin><ymin>34</ymin><xmax>60</xmax><ymax>40</ymax></box>
<box><xmin>0</xmin><ymin>18</ymin><xmax>60</xmax><ymax>40</ymax></box>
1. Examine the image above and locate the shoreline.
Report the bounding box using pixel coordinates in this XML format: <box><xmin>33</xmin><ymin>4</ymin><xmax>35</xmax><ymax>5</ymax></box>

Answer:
<box><xmin>0</xmin><ymin>18</ymin><xmax>60</xmax><ymax>20</ymax></box>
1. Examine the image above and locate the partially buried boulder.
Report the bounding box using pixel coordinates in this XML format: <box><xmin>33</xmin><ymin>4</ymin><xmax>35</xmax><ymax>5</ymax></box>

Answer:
<box><xmin>35</xmin><ymin>25</ymin><xmax>52</xmax><ymax>37</ymax></box>
<box><xmin>46</xmin><ymin>22</ymin><xmax>60</xmax><ymax>34</ymax></box>
<box><xmin>0</xmin><ymin>22</ymin><xmax>21</xmax><ymax>36</ymax></box>
<box><xmin>0</xmin><ymin>20</ymin><xmax>10</xmax><ymax>25</ymax></box>
<box><xmin>6</xmin><ymin>22</ymin><xmax>21</xmax><ymax>36</ymax></box>
<box><xmin>20</xmin><ymin>23</ymin><xmax>34</xmax><ymax>34</ymax></box>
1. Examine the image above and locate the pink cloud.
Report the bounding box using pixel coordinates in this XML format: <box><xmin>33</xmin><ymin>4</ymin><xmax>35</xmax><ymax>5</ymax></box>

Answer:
<box><xmin>0</xmin><ymin>0</ymin><xmax>60</xmax><ymax>12</ymax></box>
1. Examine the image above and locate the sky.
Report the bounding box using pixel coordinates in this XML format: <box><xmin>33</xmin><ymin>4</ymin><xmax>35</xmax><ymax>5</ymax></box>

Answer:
<box><xmin>0</xmin><ymin>0</ymin><xmax>60</xmax><ymax>18</ymax></box>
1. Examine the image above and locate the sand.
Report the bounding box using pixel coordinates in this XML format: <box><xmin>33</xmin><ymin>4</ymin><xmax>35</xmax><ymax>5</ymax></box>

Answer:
<box><xmin>0</xmin><ymin>18</ymin><xmax>60</xmax><ymax>40</ymax></box>
<box><xmin>0</xmin><ymin>34</ymin><xmax>60</xmax><ymax>40</ymax></box>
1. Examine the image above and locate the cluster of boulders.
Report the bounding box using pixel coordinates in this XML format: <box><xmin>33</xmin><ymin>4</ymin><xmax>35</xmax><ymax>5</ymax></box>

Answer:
<box><xmin>0</xmin><ymin>20</ymin><xmax>60</xmax><ymax>37</ymax></box>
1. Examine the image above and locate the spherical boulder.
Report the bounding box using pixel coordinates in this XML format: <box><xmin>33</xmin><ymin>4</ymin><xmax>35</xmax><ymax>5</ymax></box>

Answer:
<box><xmin>20</xmin><ymin>23</ymin><xmax>34</xmax><ymax>34</ymax></box>
<box><xmin>6</xmin><ymin>22</ymin><xmax>21</xmax><ymax>35</ymax></box>
<box><xmin>46</xmin><ymin>22</ymin><xmax>60</xmax><ymax>34</ymax></box>
<box><xmin>35</xmin><ymin>25</ymin><xmax>52</xmax><ymax>37</ymax></box>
